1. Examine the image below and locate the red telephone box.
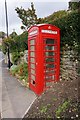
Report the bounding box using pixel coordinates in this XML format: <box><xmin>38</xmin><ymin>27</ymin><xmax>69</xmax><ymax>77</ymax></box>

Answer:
<box><xmin>28</xmin><ymin>24</ymin><xmax>60</xmax><ymax>95</ymax></box>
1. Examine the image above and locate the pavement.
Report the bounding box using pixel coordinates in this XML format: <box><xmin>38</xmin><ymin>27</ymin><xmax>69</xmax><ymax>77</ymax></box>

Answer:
<box><xmin>0</xmin><ymin>59</ymin><xmax>36</xmax><ymax>119</ymax></box>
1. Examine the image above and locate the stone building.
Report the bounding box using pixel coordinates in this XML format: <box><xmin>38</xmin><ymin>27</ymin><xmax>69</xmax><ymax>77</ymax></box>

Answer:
<box><xmin>0</xmin><ymin>37</ymin><xmax>2</xmax><ymax>45</ymax></box>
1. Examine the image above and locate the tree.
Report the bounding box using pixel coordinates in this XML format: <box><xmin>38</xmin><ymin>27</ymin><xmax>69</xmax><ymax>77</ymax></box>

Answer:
<box><xmin>10</xmin><ymin>30</ymin><xmax>17</xmax><ymax>39</ymax></box>
<box><xmin>41</xmin><ymin>10</ymin><xmax>68</xmax><ymax>24</ymax></box>
<box><xmin>2</xmin><ymin>31</ymin><xmax>28</xmax><ymax>54</ymax></box>
<box><xmin>0</xmin><ymin>31</ymin><xmax>6</xmax><ymax>39</ymax></box>
<box><xmin>15</xmin><ymin>2</ymin><xmax>37</xmax><ymax>30</ymax></box>
<box><xmin>69</xmin><ymin>1</ymin><xmax>80</xmax><ymax>10</ymax></box>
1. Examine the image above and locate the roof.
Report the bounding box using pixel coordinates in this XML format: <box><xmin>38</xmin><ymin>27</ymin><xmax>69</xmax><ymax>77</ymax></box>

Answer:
<box><xmin>28</xmin><ymin>24</ymin><xmax>60</xmax><ymax>31</ymax></box>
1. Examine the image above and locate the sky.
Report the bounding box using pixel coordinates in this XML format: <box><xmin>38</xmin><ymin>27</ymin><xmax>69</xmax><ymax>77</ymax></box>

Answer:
<box><xmin>0</xmin><ymin>0</ymin><xmax>71</xmax><ymax>35</ymax></box>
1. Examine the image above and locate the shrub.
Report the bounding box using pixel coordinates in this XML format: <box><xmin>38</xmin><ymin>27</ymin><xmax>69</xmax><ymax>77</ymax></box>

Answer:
<box><xmin>10</xmin><ymin>62</ymin><xmax>28</xmax><ymax>83</ymax></box>
<box><xmin>10</xmin><ymin>65</ymin><xmax>18</xmax><ymax>76</ymax></box>
<box><xmin>11</xmin><ymin>52</ymin><xmax>21</xmax><ymax>65</ymax></box>
<box><xmin>0</xmin><ymin>45</ymin><xmax>2</xmax><ymax>51</ymax></box>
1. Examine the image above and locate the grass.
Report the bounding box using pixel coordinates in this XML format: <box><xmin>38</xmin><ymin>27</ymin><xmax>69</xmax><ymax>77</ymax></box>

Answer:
<box><xmin>55</xmin><ymin>100</ymin><xmax>70</xmax><ymax>118</ymax></box>
<box><xmin>40</xmin><ymin>104</ymin><xmax>51</xmax><ymax>114</ymax></box>
<box><xmin>53</xmin><ymin>97</ymin><xmax>57</xmax><ymax>101</ymax></box>
<box><xmin>40</xmin><ymin>106</ymin><xmax>48</xmax><ymax>113</ymax></box>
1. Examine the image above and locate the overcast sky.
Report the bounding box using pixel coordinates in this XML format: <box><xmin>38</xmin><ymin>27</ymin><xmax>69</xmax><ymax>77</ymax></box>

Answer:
<box><xmin>0</xmin><ymin>0</ymin><xmax>70</xmax><ymax>35</ymax></box>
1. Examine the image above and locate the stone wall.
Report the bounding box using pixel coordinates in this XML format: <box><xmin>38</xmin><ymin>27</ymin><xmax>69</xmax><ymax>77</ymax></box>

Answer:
<box><xmin>60</xmin><ymin>50</ymin><xmax>78</xmax><ymax>81</ymax></box>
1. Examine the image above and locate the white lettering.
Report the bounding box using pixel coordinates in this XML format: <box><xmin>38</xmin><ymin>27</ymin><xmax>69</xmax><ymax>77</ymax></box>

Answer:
<box><xmin>41</xmin><ymin>30</ymin><xmax>57</xmax><ymax>34</ymax></box>
<box><xmin>29</xmin><ymin>30</ymin><xmax>38</xmax><ymax>35</ymax></box>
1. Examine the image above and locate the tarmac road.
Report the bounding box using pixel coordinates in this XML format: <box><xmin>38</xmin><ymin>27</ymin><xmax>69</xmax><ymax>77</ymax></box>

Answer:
<box><xmin>0</xmin><ymin>51</ymin><xmax>4</xmax><ymax>61</ymax></box>
<box><xmin>0</xmin><ymin>51</ymin><xmax>4</xmax><ymax>119</ymax></box>
<box><xmin>0</xmin><ymin>51</ymin><xmax>36</xmax><ymax>118</ymax></box>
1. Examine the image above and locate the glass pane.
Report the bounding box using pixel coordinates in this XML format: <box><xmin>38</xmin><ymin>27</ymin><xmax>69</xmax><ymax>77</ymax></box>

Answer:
<box><xmin>31</xmin><ymin>69</ymin><xmax>35</xmax><ymax>74</ymax></box>
<box><xmin>30</xmin><ymin>64</ymin><xmax>35</xmax><ymax>69</ymax></box>
<box><xmin>30</xmin><ymin>52</ymin><xmax>35</xmax><ymax>57</ymax></box>
<box><xmin>46</xmin><ymin>39</ymin><xmax>55</xmax><ymax>44</ymax></box>
<box><xmin>46</xmin><ymin>64</ymin><xmax>55</xmax><ymax>69</ymax></box>
<box><xmin>45</xmin><ymin>75</ymin><xmax>55</xmax><ymax>80</ymax></box>
<box><xmin>46</xmin><ymin>82</ymin><xmax>53</xmax><ymax>87</ymax></box>
<box><xmin>30</xmin><ymin>58</ymin><xmax>35</xmax><ymax>63</ymax></box>
<box><xmin>31</xmin><ymin>75</ymin><xmax>35</xmax><ymax>80</ymax></box>
<box><xmin>45</xmin><ymin>52</ymin><xmax>55</xmax><ymax>56</ymax></box>
<box><xmin>30</xmin><ymin>46</ymin><xmax>35</xmax><ymax>51</ymax></box>
<box><xmin>30</xmin><ymin>40</ymin><xmax>35</xmax><ymax>45</ymax></box>
<box><xmin>46</xmin><ymin>58</ymin><xmax>54</xmax><ymax>63</ymax></box>
<box><xmin>45</xmin><ymin>69</ymin><xmax>55</xmax><ymax>75</ymax></box>
<box><xmin>45</xmin><ymin>46</ymin><xmax>55</xmax><ymax>51</ymax></box>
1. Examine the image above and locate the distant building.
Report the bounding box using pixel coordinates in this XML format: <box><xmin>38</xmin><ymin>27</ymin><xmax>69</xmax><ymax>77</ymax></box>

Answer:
<box><xmin>0</xmin><ymin>32</ymin><xmax>7</xmax><ymax>45</ymax></box>
<box><xmin>0</xmin><ymin>37</ymin><xmax>2</xmax><ymax>45</ymax></box>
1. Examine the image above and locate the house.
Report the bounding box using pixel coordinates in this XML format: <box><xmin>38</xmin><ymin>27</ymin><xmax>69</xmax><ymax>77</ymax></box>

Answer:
<box><xmin>0</xmin><ymin>32</ymin><xmax>7</xmax><ymax>45</ymax></box>
<box><xmin>0</xmin><ymin>37</ymin><xmax>2</xmax><ymax>45</ymax></box>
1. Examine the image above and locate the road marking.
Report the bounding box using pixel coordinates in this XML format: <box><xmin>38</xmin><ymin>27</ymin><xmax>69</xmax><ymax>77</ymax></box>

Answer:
<box><xmin>0</xmin><ymin>58</ymin><xmax>5</xmax><ymax>63</ymax></box>
<box><xmin>22</xmin><ymin>97</ymin><xmax>37</xmax><ymax>118</ymax></box>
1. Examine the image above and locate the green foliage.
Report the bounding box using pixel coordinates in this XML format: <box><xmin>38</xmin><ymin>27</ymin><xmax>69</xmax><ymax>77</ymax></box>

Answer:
<box><xmin>11</xmin><ymin>51</ymin><xmax>21</xmax><ymax>64</ymax></box>
<box><xmin>9</xmin><ymin>31</ymin><xmax>17</xmax><ymax>38</ymax></box>
<box><xmin>2</xmin><ymin>31</ymin><xmax>28</xmax><ymax>54</ymax></box>
<box><xmin>55</xmin><ymin>100</ymin><xmax>70</xmax><ymax>118</ymax></box>
<box><xmin>0</xmin><ymin>31</ymin><xmax>6</xmax><ymax>38</ymax></box>
<box><xmin>40</xmin><ymin>106</ymin><xmax>48</xmax><ymax>113</ymax></box>
<box><xmin>10</xmin><ymin>65</ymin><xmax>18</xmax><ymax>76</ymax></box>
<box><xmin>15</xmin><ymin>2</ymin><xmax>37</xmax><ymax>30</ymax></box>
<box><xmin>69</xmin><ymin>1</ymin><xmax>80</xmax><ymax>10</ymax></box>
<box><xmin>2</xmin><ymin>37</ymin><xmax>12</xmax><ymax>54</ymax></box>
<box><xmin>10</xmin><ymin>62</ymin><xmax>28</xmax><ymax>82</ymax></box>
<box><xmin>42</xmin><ymin>10</ymin><xmax>68</xmax><ymax>23</ymax></box>
<box><xmin>0</xmin><ymin>45</ymin><xmax>2</xmax><ymax>51</ymax></box>
<box><xmin>40</xmin><ymin>104</ymin><xmax>51</xmax><ymax>114</ymax></box>
<box><xmin>53</xmin><ymin>12</ymin><xmax>80</xmax><ymax>46</ymax></box>
<box><xmin>18</xmin><ymin>62</ymin><xmax>28</xmax><ymax>77</ymax></box>
<box><xmin>12</xmin><ymin>31</ymin><xmax>28</xmax><ymax>52</ymax></box>
<box><xmin>46</xmin><ymin>10</ymin><xmax>80</xmax><ymax>59</ymax></box>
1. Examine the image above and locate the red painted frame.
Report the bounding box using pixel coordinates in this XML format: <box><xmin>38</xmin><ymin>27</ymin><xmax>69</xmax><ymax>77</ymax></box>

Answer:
<box><xmin>28</xmin><ymin>24</ymin><xmax>60</xmax><ymax>95</ymax></box>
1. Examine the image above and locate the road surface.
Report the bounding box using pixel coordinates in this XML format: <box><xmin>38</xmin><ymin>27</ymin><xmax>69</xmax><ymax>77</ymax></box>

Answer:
<box><xmin>0</xmin><ymin>51</ymin><xmax>4</xmax><ymax>61</ymax></box>
<box><xmin>0</xmin><ymin>51</ymin><xmax>5</xmax><ymax>119</ymax></box>
<box><xmin>0</xmin><ymin>51</ymin><xmax>36</xmax><ymax>118</ymax></box>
